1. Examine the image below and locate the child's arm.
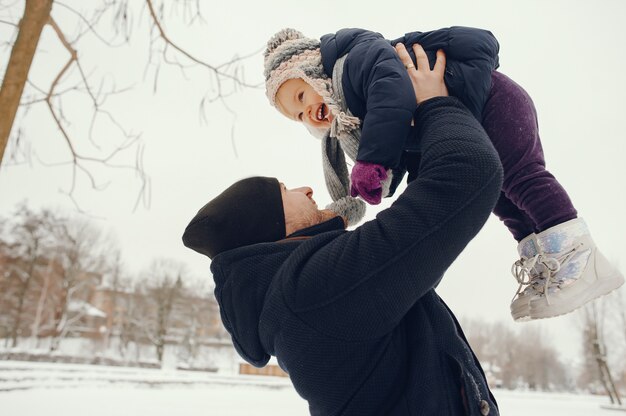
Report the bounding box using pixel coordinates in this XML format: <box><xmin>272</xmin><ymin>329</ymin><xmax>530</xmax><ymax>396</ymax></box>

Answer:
<box><xmin>391</xmin><ymin>26</ymin><xmax>500</xmax><ymax>119</ymax></box>
<box><xmin>329</xmin><ymin>28</ymin><xmax>499</xmax><ymax>204</ymax></box>
<box><xmin>339</xmin><ymin>32</ymin><xmax>420</xmax><ymax>204</ymax></box>
<box><xmin>342</xmin><ymin>31</ymin><xmax>417</xmax><ymax>170</ymax></box>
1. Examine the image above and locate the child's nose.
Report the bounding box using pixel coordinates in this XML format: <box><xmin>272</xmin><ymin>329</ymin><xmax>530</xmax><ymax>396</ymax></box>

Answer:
<box><xmin>305</xmin><ymin>105</ymin><xmax>316</xmax><ymax>122</ymax></box>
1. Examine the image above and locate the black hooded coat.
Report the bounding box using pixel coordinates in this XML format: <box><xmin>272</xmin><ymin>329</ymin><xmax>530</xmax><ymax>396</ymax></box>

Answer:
<box><xmin>209</xmin><ymin>97</ymin><xmax>503</xmax><ymax>415</ymax></box>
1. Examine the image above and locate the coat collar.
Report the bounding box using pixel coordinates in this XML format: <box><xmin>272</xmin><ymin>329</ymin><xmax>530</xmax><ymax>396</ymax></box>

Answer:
<box><xmin>285</xmin><ymin>215</ymin><xmax>345</xmax><ymax>239</ymax></box>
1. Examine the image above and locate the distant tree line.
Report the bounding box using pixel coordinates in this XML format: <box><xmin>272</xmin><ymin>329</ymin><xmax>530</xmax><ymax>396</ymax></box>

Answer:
<box><xmin>461</xmin><ymin>318</ymin><xmax>570</xmax><ymax>390</ymax></box>
<box><xmin>462</xmin><ymin>291</ymin><xmax>626</xmax><ymax>397</ymax></box>
<box><xmin>0</xmin><ymin>204</ymin><xmax>227</xmax><ymax>367</ymax></box>
<box><xmin>0</xmin><ymin>203</ymin><xmax>624</xmax><ymax>394</ymax></box>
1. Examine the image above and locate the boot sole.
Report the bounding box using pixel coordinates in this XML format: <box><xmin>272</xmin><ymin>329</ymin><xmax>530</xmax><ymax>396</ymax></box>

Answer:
<box><xmin>510</xmin><ymin>301</ymin><xmax>530</xmax><ymax>322</ymax></box>
<box><xmin>529</xmin><ymin>273</ymin><xmax>625</xmax><ymax>320</ymax></box>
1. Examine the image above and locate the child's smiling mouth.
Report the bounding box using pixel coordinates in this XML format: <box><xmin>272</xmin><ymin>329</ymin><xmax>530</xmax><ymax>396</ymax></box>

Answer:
<box><xmin>315</xmin><ymin>103</ymin><xmax>330</xmax><ymax>123</ymax></box>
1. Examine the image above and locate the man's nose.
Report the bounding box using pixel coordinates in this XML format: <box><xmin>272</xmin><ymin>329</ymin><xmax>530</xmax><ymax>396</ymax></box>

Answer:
<box><xmin>291</xmin><ymin>186</ymin><xmax>314</xmax><ymax>198</ymax></box>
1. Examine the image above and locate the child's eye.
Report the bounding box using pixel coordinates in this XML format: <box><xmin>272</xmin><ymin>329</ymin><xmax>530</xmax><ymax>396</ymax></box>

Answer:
<box><xmin>298</xmin><ymin>92</ymin><xmax>304</xmax><ymax>102</ymax></box>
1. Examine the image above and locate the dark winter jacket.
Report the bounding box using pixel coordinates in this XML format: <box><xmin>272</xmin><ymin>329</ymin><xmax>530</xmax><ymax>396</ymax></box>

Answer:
<box><xmin>209</xmin><ymin>97</ymin><xmax>503</xmax><ymax>415</ymax></box>
<box><xmin>320</xmin><ymin>27</ymin><xmax>500</xmax><ymax>174</ymax></box>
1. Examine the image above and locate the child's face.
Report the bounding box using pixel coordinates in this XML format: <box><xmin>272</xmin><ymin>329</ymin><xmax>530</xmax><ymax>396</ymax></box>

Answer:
<box><xmin>275</xmin><ymin>78</ymin><xmax>333</xmax><ymax>129</ymax></box>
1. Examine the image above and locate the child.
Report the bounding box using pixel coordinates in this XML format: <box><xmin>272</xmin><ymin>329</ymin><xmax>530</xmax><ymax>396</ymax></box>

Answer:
<box><xmin>263</xmin><ymin>27</ymin><xmax>624</xmax><ymax>321</ymax></box>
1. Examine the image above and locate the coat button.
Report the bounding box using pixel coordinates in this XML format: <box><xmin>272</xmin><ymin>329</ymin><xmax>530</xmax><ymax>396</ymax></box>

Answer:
<box><xmin>479</xmin><ymin>399</ymin><xmax>490</xmax><ymax>415</ymax></box>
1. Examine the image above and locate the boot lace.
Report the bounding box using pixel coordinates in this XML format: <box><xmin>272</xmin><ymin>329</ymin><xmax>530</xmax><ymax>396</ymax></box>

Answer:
<box><xmin>511</xmin><ymin>254</ymin><xmax>544</xmax><ymax>302</ymax></box>
<box><xmin>539</xmin><ymin>244</ymin><xmax>583</xmax><ymax>305</ymax></box>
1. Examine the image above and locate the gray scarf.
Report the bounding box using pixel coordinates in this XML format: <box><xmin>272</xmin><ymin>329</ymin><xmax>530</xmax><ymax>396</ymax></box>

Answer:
<box><xmin>322</xmin><ymin>55</ymin><xmax>392</xmax><ymax>226</ymax></box>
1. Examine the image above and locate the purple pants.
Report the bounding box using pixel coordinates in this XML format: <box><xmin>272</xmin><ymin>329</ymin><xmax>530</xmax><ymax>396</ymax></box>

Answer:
<box><xmin>481</xmin><ymin>72</ymin><xmax>577</xmax><ymax>241</ymax></box>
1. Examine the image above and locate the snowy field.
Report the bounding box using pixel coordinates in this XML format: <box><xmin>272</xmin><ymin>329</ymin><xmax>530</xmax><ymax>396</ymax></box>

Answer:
<box><xmin>0</xmin><ymin>361</ymin><xmax>618</xmax><ymax>416</ymax></box>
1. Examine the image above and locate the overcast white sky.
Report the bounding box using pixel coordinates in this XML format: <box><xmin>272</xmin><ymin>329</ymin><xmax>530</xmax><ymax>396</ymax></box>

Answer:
<box><xmin>1</xmin><ymin>0</ymin><xmax>625</xmax><ymax>363</ymax></box>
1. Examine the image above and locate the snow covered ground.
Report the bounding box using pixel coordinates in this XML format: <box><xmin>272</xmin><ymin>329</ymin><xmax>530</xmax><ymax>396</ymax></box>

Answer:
<box><xmin>0</xmin><ymin>361</ymin><xmax>618</xmax><ymax>416</ymax></box>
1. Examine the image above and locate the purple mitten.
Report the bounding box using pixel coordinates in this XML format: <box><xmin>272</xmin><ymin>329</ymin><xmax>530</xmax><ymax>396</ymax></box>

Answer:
<box><xmin>350</xmin><ymin>161</ymin><xmax>388</xmax><ymax>205</ymax></box>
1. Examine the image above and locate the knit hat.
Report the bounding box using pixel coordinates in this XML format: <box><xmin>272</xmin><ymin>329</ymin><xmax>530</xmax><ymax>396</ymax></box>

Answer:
<box><xmin>182</xmin><ymin>177</ymin><xmax>285</xmax><ymax>259</ymax></box>
<box><xmin>265</xmin><ymin>28</ymin><xmax>353</xmax><ymax>139</ymax></box>
<box><xmin>264</xmin><ymin>29</ymin><xmax>328</xmax><ymax>106</ymax></box>
<box><xmin>264</xmin><ymin>29</ymin><xmax>366</xmax><ymax>226</ymax></box>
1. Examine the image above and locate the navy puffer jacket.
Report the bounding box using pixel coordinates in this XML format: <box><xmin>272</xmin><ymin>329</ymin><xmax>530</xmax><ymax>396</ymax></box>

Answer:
<box><xmin>320</xmin><ymin>27</ymin><xmax>500</xmax><ymax>170</ymax></box>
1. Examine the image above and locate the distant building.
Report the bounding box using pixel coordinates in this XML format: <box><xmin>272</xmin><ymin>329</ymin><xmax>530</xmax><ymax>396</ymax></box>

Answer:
<box><xmin>239</xmin><ymin>357</ymin><xmax>288</xmax><ymax>378</ymax></box>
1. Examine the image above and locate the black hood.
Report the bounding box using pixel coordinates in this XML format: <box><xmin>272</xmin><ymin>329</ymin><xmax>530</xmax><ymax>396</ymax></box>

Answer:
<box><xmin>209</xmin><ymin>216</ymin><xmax>345</xmax><ymax>367</ymax></box>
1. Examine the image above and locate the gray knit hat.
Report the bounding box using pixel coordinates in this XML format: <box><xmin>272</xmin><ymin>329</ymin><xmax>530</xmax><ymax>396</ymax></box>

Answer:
<box><xmin>264</xmin><ymin>29</ymin><xmax>344</xmax><ymax>136</ymax></box>
<box><xmin>264</xmin><ymin>29</ymin><xmax>328</xmax><ymax>106</ymax></box>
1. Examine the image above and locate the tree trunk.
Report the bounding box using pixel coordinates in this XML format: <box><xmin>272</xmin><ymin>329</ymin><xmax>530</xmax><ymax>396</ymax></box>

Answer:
<box><xmin>31</xmin><ymin>259</ymin><xmax>52</xmax><ymax>346</ymax></box>
<box><xmin>11</xmin><ymin>255</ymin><xmax>38</xmax><ymax>347</ymax></box>
<box><xmin>10</xmin><ymin>282</ymin><xmax>28</xmax><ymax>347</ymax></box>
<box><xmin>0</xmin><ymin>0</ymin><xmax>53</xmax><ymax>166</ymax></box>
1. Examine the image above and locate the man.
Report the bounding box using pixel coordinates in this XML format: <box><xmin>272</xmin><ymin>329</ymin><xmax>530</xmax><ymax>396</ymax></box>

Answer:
<box><xmin>183</xmin><ymin>45</ymin><xmax>503</xmax><ymax>415</ymax></box>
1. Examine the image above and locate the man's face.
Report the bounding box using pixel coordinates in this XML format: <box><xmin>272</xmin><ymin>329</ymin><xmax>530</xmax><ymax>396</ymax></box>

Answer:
<box><xmin>275</xmin><ymin>78</ymin><xmax>333</xmax><ymax>130</ymax></box>
<box><xmin>280</xmin><ymin>182</ymin><xmax>319</xmax><ymax>235</ymax></box>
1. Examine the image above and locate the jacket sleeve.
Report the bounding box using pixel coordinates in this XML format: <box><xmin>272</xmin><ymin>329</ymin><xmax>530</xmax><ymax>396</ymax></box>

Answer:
<box><xmin>391</xmin><ymin>26</ymin><xmax>500</xmax><ymax>119</ymax></box>
<box><xmin>344</xmin><ymin>36</ymin><xmax>418</xmax><ymax>169</ymax></box>
<box><xmin>283</xmin><ymin>97</ymin><xmax>503</xmax><ymax>341</ymax></box>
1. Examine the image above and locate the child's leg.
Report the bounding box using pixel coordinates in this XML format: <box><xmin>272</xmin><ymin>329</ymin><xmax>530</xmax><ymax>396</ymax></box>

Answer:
<box><xmin>481</xmin><ymin>71</ymin><xmax>577</xmax><ymax>233</ymax></box>
<box><xmin>492</xmin><ymin>192</ymin><xmax>535</xmax><ymax>242</ymax></box>
<box><xmin>484</xmin><ymin>72</ymin><xmax>623</xmax><ymax>320</ymax></box>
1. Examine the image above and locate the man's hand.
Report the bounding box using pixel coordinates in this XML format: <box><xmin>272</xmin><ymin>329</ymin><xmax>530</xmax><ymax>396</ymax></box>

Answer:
<box><xmin>395</xmin><ymin>43</ymin><xmax>448</xmax><ymax>104</ymax></box>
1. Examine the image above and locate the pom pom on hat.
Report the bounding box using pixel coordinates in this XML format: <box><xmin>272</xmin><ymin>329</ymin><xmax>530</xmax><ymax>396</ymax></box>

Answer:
<box><xmin>264</xmin><ymin>28</ymin><xmax>306</xmax><ymax>60</ymax></box>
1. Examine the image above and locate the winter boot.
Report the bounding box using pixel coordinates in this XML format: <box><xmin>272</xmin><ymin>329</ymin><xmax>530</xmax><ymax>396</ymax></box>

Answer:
<box><xmin>510</xmin><ymin>233</ymin><xmax>546</xmax><ymax>321</ymax></box>
<box><xmin>529</xmin><ymin>218</ymin><xmax>624</xmax><ymax>319</ymax></box>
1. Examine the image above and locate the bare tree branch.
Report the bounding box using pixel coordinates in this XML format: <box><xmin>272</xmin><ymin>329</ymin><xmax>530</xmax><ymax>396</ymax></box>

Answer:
<box><xmin>216</xmin><ymin>47</ymin><xmax>264</xmax><ymax>72</ymax></box>
<box><xmin>3</xmin><ymin>0</ymin><xmax>260</xmax><ymax>210</ymax></box>
<box><xmin>0</xmin><ymin>18</ymin><xmax>17</xmax><ymax>26</ymax></box>
<box><xmin>55</xmin><ymin>1</ymin><xmax>125</xmax><ymax>48</ymax></box>
<box><xmin>144</xmin><ymin>0</ymin><xmax>258</xmax><ymax>90</ymax></box>
<box><xmin>181</xmin><ymin>0</ymin><xmax>206</xmax><ymax>26</ymax></box>
<box><xmin>20</xmin><ymin>84</ymin><xmax>78</xmax><ymax>105</ymax></box>
<box><xmin>112</xmin><ymin>0</ymin><xmax>132</xmax><ymax>41</ymax></box>
<box><xmin>42</xmin><ymin>16</ymin><xmax>149</xmax><ymax>210</ymax></box>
